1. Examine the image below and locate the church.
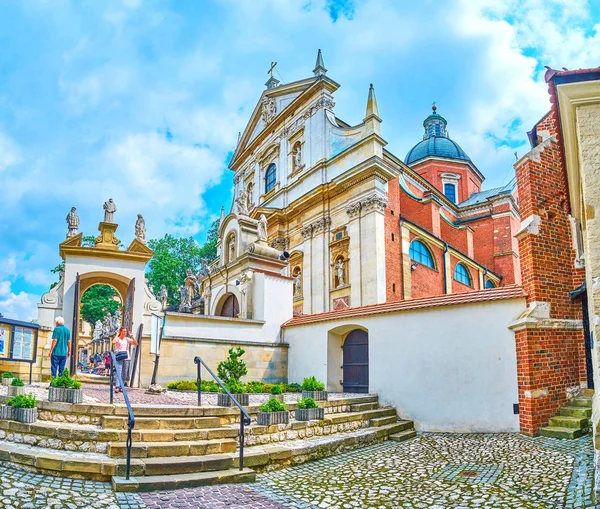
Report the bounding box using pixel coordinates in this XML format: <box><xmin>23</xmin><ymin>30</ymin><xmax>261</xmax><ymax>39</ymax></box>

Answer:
<box><xmin>223</xmin><ymin>49</ymin><xmax>521</xmax><ymax>318</ymax></box>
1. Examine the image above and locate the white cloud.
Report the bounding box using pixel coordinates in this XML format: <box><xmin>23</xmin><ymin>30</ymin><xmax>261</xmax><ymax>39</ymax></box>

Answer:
<box><xmin>0</xmin><ymin>280</ymin><xmax>38</xmax><ymax>322</ymax></box>
<box><xmin>0</xmin><ymin>131</ymin><xmax>21</xmax><ymax>173</ymax></box>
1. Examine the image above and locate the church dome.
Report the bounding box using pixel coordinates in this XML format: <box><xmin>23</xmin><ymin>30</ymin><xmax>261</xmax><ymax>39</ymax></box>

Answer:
<box><xmin>405</xmin><ymin>106</ymin><xmax>471</xmax><ymax>165</ymax></box>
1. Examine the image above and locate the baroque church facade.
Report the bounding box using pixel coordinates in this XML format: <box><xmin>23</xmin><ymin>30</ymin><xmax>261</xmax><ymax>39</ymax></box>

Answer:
<box><xmin>227</xmin><ymin>50</ymin><xmax>521</xmax><ymax>315</ymax></box>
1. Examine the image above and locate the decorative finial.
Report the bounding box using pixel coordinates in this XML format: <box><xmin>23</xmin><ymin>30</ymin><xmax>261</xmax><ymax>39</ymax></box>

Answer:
<box><xmin>313</xmin><ymin>49</ymin><xmax>327</xmax><ymax>77</ymax></box>
<box><xmin>365</xmin><ymin>83</ymin><xmax>379</xmax><ymax>119</ymax></box>
<box><xmin>220</xmin><ymin>206</ymin><xmax>225</xmax><ymax>225</ymax></box>
<box><xmin>432</xmin><ymin>101</ymin><xmax>437</xmax><ymax>113</ymax></box>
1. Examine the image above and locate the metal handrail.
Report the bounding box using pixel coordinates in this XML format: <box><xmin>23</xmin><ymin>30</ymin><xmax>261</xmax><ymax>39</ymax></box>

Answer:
<box><xmin>109</xmin><ymin>351</ymin><xmax>135</xmax><ymax>480</ymax></box>
<box><xmin>193</xmin><ymin>356</ymin><xmax>251</xmax><ymax>471</ymax></box>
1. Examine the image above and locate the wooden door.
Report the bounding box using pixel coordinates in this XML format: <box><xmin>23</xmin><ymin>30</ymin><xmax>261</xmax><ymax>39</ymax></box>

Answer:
<box><xmin>69</xmin><ymin>273</ymin><xmax>80</xmax><ymax>375</ymax></box>
<box><xmin>122</xmin><ymin>278</ymin><xmax>135</xmax><ymax>332</ymax></box>
<box><xmin>342</xmin><ymin>330</ymin><xmax>369</xmax><ymax>393</ymax></box>
<box><xmin>220</xmin><ymin>294</ymin><xmax>240</xmax><ymax>318</ymax></box>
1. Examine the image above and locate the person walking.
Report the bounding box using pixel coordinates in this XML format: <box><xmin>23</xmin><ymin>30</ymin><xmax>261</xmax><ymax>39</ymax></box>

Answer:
<box><xmin>49</xmin><ymin>316</ymin><xmax>71</xmax><ymax>378</ymax></box>
<box><xmin>112</xmin><ymin>327</ymin><xmax>138</xmax><ymax>393</ymax></box>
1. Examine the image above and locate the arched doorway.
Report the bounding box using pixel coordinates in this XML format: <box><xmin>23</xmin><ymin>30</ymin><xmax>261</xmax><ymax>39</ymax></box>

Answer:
<box><xmin>219</xmin><ymin>294</ymin><xmax>240</xmax><ymax>318</ymax></box>
<box><xmin>342</xmin><ymin>329</ymin><xmax>369</xmax><ymax>393</ymax></box>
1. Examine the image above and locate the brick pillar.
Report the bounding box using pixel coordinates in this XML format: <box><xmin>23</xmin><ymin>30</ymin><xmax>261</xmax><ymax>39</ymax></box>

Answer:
<box><xmin>512</xmin><ymin>111</ymin><xmax>586</xmax><ymax>436</ymax></box>
<box><xmin>385</xmin><ymin>178</ymin><xmax>403</xmax><ymax>302</ymax></box>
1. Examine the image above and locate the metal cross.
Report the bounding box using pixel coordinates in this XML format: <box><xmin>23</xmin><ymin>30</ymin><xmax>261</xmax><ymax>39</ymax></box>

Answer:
<box><xmin>268</xmin><ymin>61</ymin><xmax>277</xmax><ymax>78</ymax></box>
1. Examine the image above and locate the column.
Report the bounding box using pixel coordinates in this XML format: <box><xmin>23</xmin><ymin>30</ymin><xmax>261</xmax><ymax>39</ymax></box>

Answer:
<box><xmin>359</xmin><ymin>194</ymin><xmax>387</xmax><ymax>305</ymax></box>
<box><xmin>301</xmin><ymin>225</ymin><xmax>313</xmax><ymax>315</ymax></box>
<box><xmin>346</xmin><ymin>203</ymin><xmax>362</xmax><ymax>307</ymax></box>
<box><xmin>311</xmin><ymin>217</ymin><xmax>330</xmax><ymax>314</ymax></box>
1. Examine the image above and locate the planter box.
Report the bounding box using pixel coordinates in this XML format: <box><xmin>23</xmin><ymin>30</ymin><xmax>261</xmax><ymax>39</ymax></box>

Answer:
<box><xmin>0</xmin><ymin>405</ymin><xmax>14</xmax><ymax>420</ymax></box>
<box><xmin>48</xmin><ymin>387</ymin><xmax>84</xmax><ymax>404</ymax></box>
<box><xmin>295</xmin><ymin>407</ymin><xmax>325</xmax><ymax>421</ymax></box>
<box><xmin>2</xmin><ymin>377</ymin><xmax>13</xmax><ymax>386</ymax></box>
<box><xmin>217</xmin><ymin>393</ymin><xmax>249</xmax><ymax>407</ymax></box>
<box><xmin>7</xmin><ymin>386</ymin><xmax>25</xmax><ymax>397</ymax></box>
<box><xmin>13</xmin><ymin>407</ymin><xmax>37</xmax><ymax>424</ymax></box>
<box><xmin>302</xmin><ymin>390</ymin><xmax>328</xmax><ymax>401</ymax></box>
<box><xmin>257</xmin><ymin>410</ymin><xmax>289</xmax><ymax>426</ymax></box>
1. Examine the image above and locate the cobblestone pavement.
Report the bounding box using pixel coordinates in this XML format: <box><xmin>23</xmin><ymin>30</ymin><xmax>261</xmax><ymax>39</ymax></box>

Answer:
<box><xmin>1</xmin><ymin>433</ymin><xmax>598</xmax><ymax>508</ymax></box>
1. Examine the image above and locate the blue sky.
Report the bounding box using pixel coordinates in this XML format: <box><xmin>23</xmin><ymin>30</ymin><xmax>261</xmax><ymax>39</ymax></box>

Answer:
<box><xmin>1</xmin><ymin>0</ymin><xmax>599</xmax><ymax>321</ymax></box>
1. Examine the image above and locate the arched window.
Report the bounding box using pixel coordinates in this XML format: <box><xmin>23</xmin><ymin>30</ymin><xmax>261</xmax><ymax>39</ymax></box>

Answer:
<box><xmin>444</xmin><ymin>183</ymin><xmax>457</xmax><ymax>204</ymax></box>
<box><xmin>265</xmin><ymin>163</ymin><xmax>277</xmax><ymax>194</ymax></box>
<box><xmin>409</xmin><ymin>240</ymin><xmax>435</xmax><ymax>269</ymax></box>
<box><xmin>454</xmin><ymin>263</ymin><xmax>472</xmax><ymax>286</ymax></box>
<box><xmin>485</xmin><ymin>279</ymin><xmax>496</xmax><ymax>289</ymax></box>
<box><xmin>435</xmin><ymin>124</ymin><xmax>441</xmax><ymax>136</ymax></box>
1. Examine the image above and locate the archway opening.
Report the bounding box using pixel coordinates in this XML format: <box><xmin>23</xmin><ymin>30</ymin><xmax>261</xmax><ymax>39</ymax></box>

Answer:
<box><xmin>218</xmin><ymin>293</ymin><xmax>240</xmax><ymax>318</ymax></box>
<box><xmin>342</xmin><ymin>329</ymin><xmax>369</xmax><ymax>393</ymax></box>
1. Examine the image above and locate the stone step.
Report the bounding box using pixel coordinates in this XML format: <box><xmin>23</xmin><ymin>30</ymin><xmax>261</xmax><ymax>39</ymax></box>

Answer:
<box><xmin>102</xmin><ymin>416</ymin><xmax>222</xmax><ymax>430</ymax></box>
<box><xmin>112</xmin><ymin>468</ymin><xmax>256</xmax><ymax>492</ymax></box>
<box><xmin>539</xmin><ymin>426</ymin><xmax>585</xmax><ymax>439</ymax></box>
<box><xmin>349</xmin><ymin>402</ymin><xmax>379</xmax><ymax>412</ymax></box>
<box><xmin>108</xmin><ymin>439</ymin><xmax>237</xmax><ymax>458</ymax></box>
<box><xmin>370</xmin><ymin>416</ymin><xmax>398</xmax><ymax>427</ymax></box>
<box><xmin>548</xmin><ymin>415</ymin><xmax>588</xmax><ymax>429</ymax></box>
<box><xmin>570</xmin><ymin>397</ymin><xmax>593</xmax><ymax>408</ymax></box>
<box><xmin>581</xmin><ymin>389</ymin><xmax>594</xmax><ymax>398</ymax></box>
<box><xmin>560</xmin><ymin>406</ymin><xmax>592</xmax><ymax>418</ymax></box>
<box><xmin>389</xmin><ymin>429</ymin><xmax>417</xmax><ymax>442</ymax></box>
<box><xmin>138</xmin><ymin>427</ymin><xmax>239</xmax><ymax>442</ymax></box>
<box><xmin>326</xmin><ymin>407</ymin><xmax>396</xmax><ymax>425</ymax></box>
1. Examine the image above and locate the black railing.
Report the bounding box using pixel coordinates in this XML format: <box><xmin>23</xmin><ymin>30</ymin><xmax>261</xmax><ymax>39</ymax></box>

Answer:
<box><xmin>109</xmin><ymin>351</ymin><xmax>135</xmax><ymax>480</ymax></box>
<box><xmin>194</xmin><ymin>356</ymin><xmax>251</xmax><ymax>471</ymax></box>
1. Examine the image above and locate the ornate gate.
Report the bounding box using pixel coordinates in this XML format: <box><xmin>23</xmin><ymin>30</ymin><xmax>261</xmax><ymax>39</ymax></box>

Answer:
<box><xmin>342</xmin><ymin>329</ymin><xmax>369</xmax><ymax>393</ymax></box>
<box><xmin>69</xmin><ymin>273</ymin><xmax>80</xmax><ymax>374</ymax></box>
<box><xmin>122</xmin><ymin>278</ymin><xmax>135</xmax><ymax>332</ymax></box>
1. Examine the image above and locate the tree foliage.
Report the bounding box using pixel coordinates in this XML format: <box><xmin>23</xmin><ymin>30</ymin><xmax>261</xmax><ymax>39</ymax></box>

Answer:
<box><xmin>146</xmin><ymin>219</ymin><xmax>219</xmax><ymax>306</ymax></box>
<box><xmin>80</xmin><ymin>284</ymin><xmax>120</xmax><ymax>330</ymax></box>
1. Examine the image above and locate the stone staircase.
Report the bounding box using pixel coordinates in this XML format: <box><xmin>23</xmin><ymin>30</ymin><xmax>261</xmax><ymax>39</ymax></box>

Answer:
<box><xmin>540</xmin><ymin>393</ymin><xmax>593</xmax><ymax>439</ymax></box>
<box><xmin>0</xmin><ymin>394</ymin><xmax>416</xmax><ymax>492</ymax></box>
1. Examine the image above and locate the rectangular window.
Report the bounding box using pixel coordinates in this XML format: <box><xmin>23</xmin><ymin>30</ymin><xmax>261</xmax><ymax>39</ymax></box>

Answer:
<box><xmin>444</xmin><ymin>183</ymin><xmax>456</xmax><ymax>204</ymax></box>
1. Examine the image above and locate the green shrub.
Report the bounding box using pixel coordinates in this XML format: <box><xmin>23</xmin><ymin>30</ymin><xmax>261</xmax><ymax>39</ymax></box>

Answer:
<box><xmin>225</xmin><ymin>378</ymin><xmax>245</xmax><ymax>394</ymax></box>
<box><xmin>261</xmin><ymin>383</ymin><xmax>275</xmax><ymax>393</ymax></box>
<box><xmin>2</xmin><ymin>372</ymin><xmax>14</xmax><ymax>379</ymax></box>
<box><xmin>200</xmin><ymin>380</ymin><xmax>221</xmax><ymax>393</ymax></box>
<box><xmin>301</xmin><ymin>376</ymin><xmax>325</xmax><ymax>392</ymax></box>
<box><xmin>259</xmin><ymin>398</ymin><xmax>286</xmax><ymax>413</ymax></box>
<box><xmin>10</xmin><ymin>378</ymin><xmax>24</xmax><ymax>387</ymax></box>
<box><xmin>285</xmin><ymin>383</ymin><xmax>302</xmax><ymax>393</ymax></box>
<box><xmin>50</xmin><ymin>368</ymin><xmax>81</xmax><ymax>390</ymax></box>
<box><xmin>7</xmin><ymin>394</ymin><xmax>36</xmax><ymax>408</ymax></box>
<box><xmin>217</xmin><ymin>347</ymin><xmax>248</xmax><ymax>385</ymax></box>
<box><xmin>245</xmin><ymin>381</ymin><xmax>265</xmax><ymax>393</ymax></box>
<box><xmin>297</xmin><ymin>397</ymin><xmax>318</xmax><ymax>409</ymax></box>
<box><xmin>270</xmin><ymin>384</ymin><xmax>282</xmax><ymax>395</ymax></box>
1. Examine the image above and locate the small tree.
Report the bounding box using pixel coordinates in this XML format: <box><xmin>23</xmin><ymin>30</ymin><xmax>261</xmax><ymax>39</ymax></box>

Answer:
<box><xmin>217</xmin><ymin>347</ymin><xmax>248</xmax><ymax>385</ymax></box>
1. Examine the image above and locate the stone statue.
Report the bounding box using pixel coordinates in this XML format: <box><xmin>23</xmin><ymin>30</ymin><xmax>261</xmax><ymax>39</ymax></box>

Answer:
<box><xmin>135</xmin><ymin>214</ymin><xmax>146</xmax><ymax>244</ymax></box>
<box><xmin>236</xmin><ymin>187</ymin><xmax>249</xmax><ymax>216</ymax></box>
<box><xmin>103</xmin><ymin>198</ymin><xmax>117</xmax><ymax>223</ymax></box>
<box><xmin>178</xmin><ymin>286</ymin><xmax>188</xmax><ymax>311</ymax></box>
<box><xmin>257</xmin><ymin>214</ymin><xmax>268</xmax><ymax>242</ymax></box>
<box><xmin>293</xmin><ymin>270</ymin><xmax>302</xmax><ymax>296</ymax></box>
<box><xmin>335</xmin><ymin>258</ymin><xmax>346</xmax><ymax>287</ymax></box>
<box><xmin>261</xmin><ymin>96</ymin><xmax>277</xmax><ymax>124</ymax></box>
<box><xmin>103</xmin><ymin>312</ymin><xmax>113</xmax><ymax>337</ymax></box>
<box><xmin>183</xmin><ymin>269</ymin><xmax>198</xmax><ymax>307</ymax></box>
<box><xmin>294</xmin><ymin>144</ymin><xmax>302</xmax><ymax>169</ymax></box>
<box><xmin>93</xmin><ymin>320</ymin><xmax>103</xmax><ymax>340</ymax></box>
<box><xmin>228</xmin><ymin>235</ymin><xmax>236</xmax><ymax>263</ymax></box>
<box><xmin>66</xmin><ymin>207</ymin><xmax>80</xmax><ymax>238</ymax></box>
<box><xmin>157</xmin><ymin>284</ymin><xmax>168</xmax><ymax>310</ymax></box>
<box><xmin>112</xmin><ymin>309</ymin><xmax>121</xmax><ymax>332</ymax></box>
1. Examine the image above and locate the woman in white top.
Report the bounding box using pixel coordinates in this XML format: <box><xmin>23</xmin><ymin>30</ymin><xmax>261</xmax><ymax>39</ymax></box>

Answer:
<box><xmin>112</xmin><ymin>327</ymin><xmax>138</xmax><ymax>393</ymax></box>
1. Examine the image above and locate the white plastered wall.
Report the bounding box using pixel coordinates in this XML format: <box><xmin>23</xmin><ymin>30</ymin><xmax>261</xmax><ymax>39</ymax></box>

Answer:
<box><xmin>285</xmin><ymin>296</ymin><xmax>525</xmax><ymax>432</ymax></box>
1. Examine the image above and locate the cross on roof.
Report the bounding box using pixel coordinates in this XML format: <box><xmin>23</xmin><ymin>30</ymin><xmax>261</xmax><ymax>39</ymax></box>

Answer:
<box><xmin>268</xmin><ymin>61</ymin><xmax>277</xmax><ymax>78</ymax></box>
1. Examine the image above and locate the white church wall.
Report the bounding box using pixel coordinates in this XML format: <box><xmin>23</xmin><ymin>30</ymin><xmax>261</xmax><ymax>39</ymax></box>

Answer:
<box><xmin>285</xmin><ymin>296</ymin><xmax>525</xmax><ymax>432</ymax></box>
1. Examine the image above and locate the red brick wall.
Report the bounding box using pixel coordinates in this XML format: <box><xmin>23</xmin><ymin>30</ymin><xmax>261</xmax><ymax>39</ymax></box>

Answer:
<box><xmin>385</xmin><ymin>178</ymin><xmax>403</xmax><ymax>302</ymax></box>
<box><xmin>514</xmin><ymin>110</ymin><xmax>587</xmax><ymax>436</ymax></box>
<box><xmin>409</xmin><ymin>233</ymin><xmax>445</xmax><ymax>298</ymax></box>
<box><xmin>411</xmin><ymin>159</ymin><xmax>483</xmax><ymax>203</ymax></box>
<box><xmin>450</xmin><ymin>256</ymin><xmax>480</xmax><ymax>293</ymax></box>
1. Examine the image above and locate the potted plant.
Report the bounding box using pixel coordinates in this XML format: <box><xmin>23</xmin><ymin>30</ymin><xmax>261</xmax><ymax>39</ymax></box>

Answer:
<box><xmin>270</xmin><ymin>384</ymin><xmax>284</xmax><ymax>402</ymax></box>
<box><xmin>2</xmin><ymin>372</ymin><xmax>14</xmax><ymax>386</ymax></box>
<box><xmin>295</xmin><ymin>397</ymin><xmax>325</xmax><ymax>421</ymax></box>
<box><xmin>7</xmin><ymin>394</ymin><xmax>37</xmax><ymax>423</ymax></box>
<box><xmin>0</xmin><ymin>403</ymin><xmax>14</xmax><ymax>420</ymax></box>
<box><xmin>257</xmin><ymin>398</ymin><xmax>289</xmax><ymax>426</ymax></box>
<box><xmin>8</xmin><ymin>377</ymin><xmax>25</xmax><ymax>397</ymax></box>
<box><xmin>217</xmin><ymin>379</ymin><xmax>249</xmax><ymax>407</ymax></box>
<box><xmin>301</xmin><ymin>376</ymin><xmax>327</xmax><ymax>401</ymax></box>
<box><xmin>48</xmin><ymin>369</ymin><xmax>83</xmax><ymax>404</ymax></box>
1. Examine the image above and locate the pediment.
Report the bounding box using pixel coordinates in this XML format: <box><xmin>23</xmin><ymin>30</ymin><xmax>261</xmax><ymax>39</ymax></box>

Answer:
<box><xmin>230</xmin><ymin>76</ymin><xmax>339</xmax><ymax>171</ymax></box>
<box><xmin>127</xmin><ymin>238</ymin><xmax>154</xmax><ymax>256</ymax></box>
<box><xmin>60</xmin><ymin>233</ymin><xmax>82</xmax><ymax>249</ymax></box>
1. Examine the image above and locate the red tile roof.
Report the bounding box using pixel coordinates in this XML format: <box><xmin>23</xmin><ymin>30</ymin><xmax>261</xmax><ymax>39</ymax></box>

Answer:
<box><xmin>283</xmin><ymin>286</ymin><xmax>525</xmax><ymax>327</ymax></box>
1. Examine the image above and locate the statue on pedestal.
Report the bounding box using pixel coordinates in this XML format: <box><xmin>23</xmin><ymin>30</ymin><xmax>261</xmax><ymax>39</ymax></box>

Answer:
<box><xmin>103</xmin><ymin>198</ymin><xmax>117</xmax><ymax>223</ymax></box>
<box><xmin>157</xmin><ymin>285</ymin><xmax>168</xmax><ymax>310</ymax></box>
<box><xmin>236</xmin><ymin>187</ymin><xmax>249</xmax><ymax>216</ymax></box>
<box><xmin>135</xmin><ymin>214</ymin><xmax>146</xmax><ymax>244</ymax></box>
<box><xmin>293</xmin><ymin>270</ymin><xmax>302</xmax><ymax>296</ymax></box>
<box><xmin>335</xmin><ymin>258</ymin><xmax>346</xmax><ymax>287</ymax></box>
<box><xmin>257</xmin><ymin>214</ymin><xmax>268</xmax><ymax>242</ymax></box>
<box><xmin>66</xmin><ymin>207</ymin><xmax>80</xmax><ymax>238</ymax></box>
<box><xmin>184</xmin><ymin>269</ymin><xmax>198</xmax><ymax>308</ymax></box>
